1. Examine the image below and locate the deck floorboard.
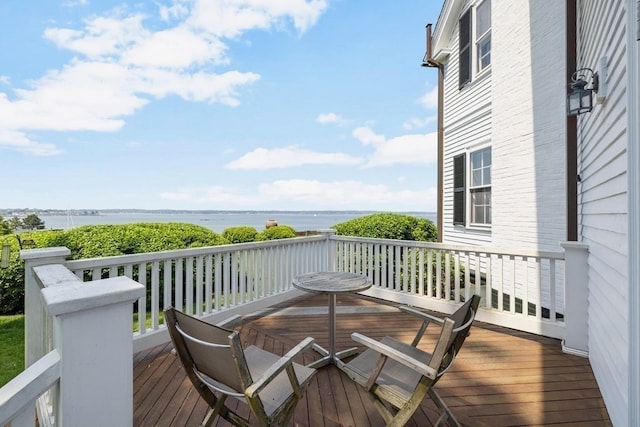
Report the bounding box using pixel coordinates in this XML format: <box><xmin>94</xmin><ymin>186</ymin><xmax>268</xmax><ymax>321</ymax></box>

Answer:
<box><xmin>133</xmin><ymin>294</ymin><xmax>611</xmax><ymax>426</ymax></box>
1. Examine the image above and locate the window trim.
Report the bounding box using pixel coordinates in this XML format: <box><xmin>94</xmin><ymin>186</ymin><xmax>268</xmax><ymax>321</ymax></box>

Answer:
<box><xmin>458</xmin><ymin>0</ymin><xmax>491</xmax><ymax>89</ymax></box>
<box><xmin>475</xmin><ymin>0</ymin><xmax>491</xmax><ymax>73</ymax></box>
<box><xmin>468</xmin><ymin>146</ymin><xmax>492</xmax><ymax>227</ymax></box>
<box><xmin>452</xmin><ymin>146</ymin><xmax>492</xmax><ymax>229</ymax></box>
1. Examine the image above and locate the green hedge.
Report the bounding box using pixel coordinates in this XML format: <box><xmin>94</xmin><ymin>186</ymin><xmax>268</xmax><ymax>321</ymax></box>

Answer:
<box><xmin>222</xmin><ymin>226</ymin><xmax>259</xmax><ymax>244</ymax></box>
<box><xmin>332</xmin><ymin>213</ymin><xmax>437</xmax><ymax>241</ymax></box>
<box><xmin>0</xmin><ymin>222</ymin><xmax>307</xmax><ymax>315</ymax></box>
<box><xmin>256</xmin><ymin>225</ymin><xmax>297</xmax><ymax>241</ymax></box>
<box><xmin>0</xmin><ymin>224</ymin><xmax>227</xmax><ymax>314</ymax></box>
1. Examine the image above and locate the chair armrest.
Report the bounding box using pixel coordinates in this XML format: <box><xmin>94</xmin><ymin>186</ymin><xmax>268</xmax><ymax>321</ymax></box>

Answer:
<box><xmin>399</xmin><ymin>306</ymin><xmax>444</xmax><ymax>346</ymax></box>
<box><xmin>245</xmin><ymin>337</ymin><xmax>315</xmax><ymax>398</ymax></box>
<box><xmin>351</xmin><ymin>332</ymin><xmax>438</xmax><ymax>380</ymax></box>
<box><xmin>399</xmin><ymin>306</ymin><xmax>445</xmax><ymax>325</ymax></box>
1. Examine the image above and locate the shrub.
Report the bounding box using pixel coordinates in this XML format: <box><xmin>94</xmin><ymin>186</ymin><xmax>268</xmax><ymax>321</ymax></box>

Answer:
<box><xmin>256</xmin><ymin>225</ymin><xmax>297</xmax><ymax>241</ymax></box>
<box><xmin>42</xmin><ymin>223</ymin><xmax>226</xmax><ymax>260</ymax></box>
<box><xmin>0</xmin><ymin>224</ymin><xmax>226</xmax><ymax>315</ymax></box>
<box><xmin>222</xmin><ymin>226</ymin><xmax>259</xmax><ymax>244</ymax></box>
<box><xmin>332</xmin><ymin>213</ymin><xmax>437</xmax><ymax>242</ymax></box>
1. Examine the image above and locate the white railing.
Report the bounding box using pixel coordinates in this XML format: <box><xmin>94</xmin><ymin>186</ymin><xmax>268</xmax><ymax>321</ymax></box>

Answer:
<box><xmin>64</xmin><ymin>234</ymin><xmax>332</xmax><ymax>351</ymax></box>
<box><xmin>3</xmin><ymin>231</ymin><xmax>586</xmax><ymax>426</ymax></box>
<box><xmin>331</xmin><ymin>236</ymin><xmax>566</xmax><ymax>338</ymax></box>
<box><xmin>1</xmin><ymin>258</ymin><xmax>143</xmax><ymax>427</ymax></box>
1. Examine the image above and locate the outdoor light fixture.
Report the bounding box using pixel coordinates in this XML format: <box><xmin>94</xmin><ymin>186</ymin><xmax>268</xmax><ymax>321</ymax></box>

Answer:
<box><xmin>567</xmin><ymin>67</ymin><xmax>599</xmax><ymax>116</ymax></box>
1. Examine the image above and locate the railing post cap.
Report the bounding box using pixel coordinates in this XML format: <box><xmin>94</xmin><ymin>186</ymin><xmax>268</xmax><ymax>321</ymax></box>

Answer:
<box><xmin>318</xmin><ymin>229</ymin><xmax>336</xmax><ymax>236</ymax></box>
<box><xmin>560</xmin><ymin>241</ymin><xmax>589</xmax><ymax>251</ymax></box>
<box><xmin>41</xmin><ymin>276</ymin><xmax>145</xmax><ymax>317</ymax></box>
<box><xmin>21</xmin><ymin>247</ymin><xmax>71</xmax><ymax>261</ymax></box>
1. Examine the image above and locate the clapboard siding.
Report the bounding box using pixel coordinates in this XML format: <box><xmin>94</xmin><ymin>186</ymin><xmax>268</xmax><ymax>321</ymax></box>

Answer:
<box><xmin>438</xmin><ymin>0</ymin><xmax>492</xmax><ymax>246</ymax></box>
<box><xmin>576</xmin><ymin>0</ymin><xmax>630</xmax><ymax>425</ymax></box>
<box><xmin>437</xmin><ymin>0</ymin><xmax>567</xmax><ymax>253</ymax></box>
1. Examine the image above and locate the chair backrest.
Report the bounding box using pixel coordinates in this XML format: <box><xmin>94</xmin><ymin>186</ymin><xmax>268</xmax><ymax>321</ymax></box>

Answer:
<box><xmin>165</xmin><ymin>307</ymin><xmax>249</xmax><ymax>396</ymax></box>
<box><xmin>438</xmin><ymin>294</ymin><xmax>480</xmax><ymax>376</ymax></box>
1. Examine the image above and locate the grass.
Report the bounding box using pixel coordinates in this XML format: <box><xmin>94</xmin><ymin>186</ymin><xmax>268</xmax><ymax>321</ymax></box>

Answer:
<box><xmin>0</xmin><ymin>314</ymin><xmax>24</xmax><ymax>387</ymax></box>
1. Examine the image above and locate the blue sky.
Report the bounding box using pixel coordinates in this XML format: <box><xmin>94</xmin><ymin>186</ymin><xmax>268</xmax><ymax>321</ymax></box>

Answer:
<box><xmin>0</xmin><ymin>0</ymin><xmax>440</xmax><ymax>212</ymax></box>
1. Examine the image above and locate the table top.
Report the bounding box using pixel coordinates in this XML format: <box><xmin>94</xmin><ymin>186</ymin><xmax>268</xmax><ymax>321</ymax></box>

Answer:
<box><xmin>293</xmin><ymin>271</ymin><xmax>372</xmax><ymax>294</ymax></box>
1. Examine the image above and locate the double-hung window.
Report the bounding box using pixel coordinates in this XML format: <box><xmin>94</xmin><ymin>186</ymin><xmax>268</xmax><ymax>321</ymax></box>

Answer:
<box><xmin>476</xmin><ymin>0</ymin><xmax>491</xmax><ymax>72</ymax></box>
<box><xmin>470</xmin><ymin>147</ymin><xmax>491</xmax><ymax>225</ymax></box>
<box><xmin>458</xmin><ymin>0</ymin><xmax>492</xmax><ymax>88</ymax></box>
<box><xmin>452</xmin><ymin>147</ymin><xmax>492</xmax><ymax>227</ymax></box>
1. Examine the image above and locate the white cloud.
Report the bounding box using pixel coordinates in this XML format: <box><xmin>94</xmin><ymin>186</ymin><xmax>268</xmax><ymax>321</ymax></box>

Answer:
<box><xmin>160</xmin><ymin>186</ymin><xmax>263</xmax><ymax>206</ymax></box>
<box><xmin>187</xmin><ymin>0</ymin><xmax>329</xmax><ymax>37</ymax></box>
<box><xmin>418</xmin><ymin>85</ymin><xmax>438</xmax><ymax>109</ymax></box>
<box><xmin>225</xmin><ymin>145</ymin><xmax>363</xmax><ymax>170</ymax></box>
<box><xmin>159</xmin><ymin>1</ymin><xmax>190</xmax><ymax>22</ymax></box>
<box><xmin>2</xmin><ymin>1</ymin><xmax>327</xmax><ymax>155</ymax></box>
<box><xmin>121</xmin><ymin>27</ymin><xmax>229</xmax><ymax>68</ymax></box>
<box><xmin>352</xmin><ymin>127</ymin><xmax>385</xmax><ymax>146</ymax></box>
<box><xmin>258</xmin><ymin>179</ymin><xmax>438</xmax><ymax>211</ymax></box>
<box><xmin>402</xmin><ymin>116</ymin><xmax>436</xmax><ymax>130</ymax></box>
<box><xmin>160</xmin><ymin>179</ymin><xmax>438</xmax><ymax>211</ymax></box>
<box><xmin>316</xmin><ymin>112</ymin><xmax>347</xmax><ymax>125</ymax></box>
<box><xmin>44</xmin><ymin>15</ymin><xmax>146</xmax><ymax>58</ymax></box>
<box><xmin>0</xmin><ymin>129</ymin><xmax>62</xmax><ymax>156</ymax></box>
<box><xmin>352</xmin><ymin>127</ymin><xmax>438</xmax><ymax>167</ymax></box>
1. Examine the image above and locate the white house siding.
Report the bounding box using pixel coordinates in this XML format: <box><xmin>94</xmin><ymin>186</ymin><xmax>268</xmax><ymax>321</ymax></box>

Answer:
<box><xmin>439</xmin><ymin>0</ymin><xmax>567</xmax><ymax>252</ymax></box>
<box><xmin>440</xmin><ymin>0</ymin><xmax>493</xmax><ymax>247</ymax></box>
<box><xmin>491</xmin><ymin>0</ymin><xmax>567</xmax><ymax>253</ymax></box>
<box><xmin>437</xmin><ymin>0</ymin><xmax>567</xmax><ymax>313</ymax></box>
<box><xmin>577</xmin><ymin>0</ymin><xmax>630</xmax><ymax>425</ymax></box>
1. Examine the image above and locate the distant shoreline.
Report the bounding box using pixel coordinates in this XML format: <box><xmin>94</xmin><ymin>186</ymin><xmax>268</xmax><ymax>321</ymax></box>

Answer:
<box><xmin>31</xmin><ymin>210</ymin><xmax>437</xmax><ymax>234</ymax></box>
<box><xmin>1</xmin><ymin>208</ymin><xmax>436</xmax><ymax>217</ymax></box>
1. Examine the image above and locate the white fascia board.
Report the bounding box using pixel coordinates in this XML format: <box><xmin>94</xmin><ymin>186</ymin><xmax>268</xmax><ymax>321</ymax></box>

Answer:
<box><xmin>432</xmin><ymin>0</ymin><xmax>465</xmax><ymax>63</ymax></box>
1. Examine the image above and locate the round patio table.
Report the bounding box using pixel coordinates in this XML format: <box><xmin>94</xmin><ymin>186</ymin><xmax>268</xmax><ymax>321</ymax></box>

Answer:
<box><xmin>293</xmin><ymin>271</ymin><xmax>372</xmax><ymax>368</ymax></box>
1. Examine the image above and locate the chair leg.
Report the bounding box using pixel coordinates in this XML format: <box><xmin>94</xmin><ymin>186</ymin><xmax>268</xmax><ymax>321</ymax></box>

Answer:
<box><xmin>202</xmin><ymin>394</ymin><xmax>228</xmax><ymax>427</ymax></box>
<box><xmin>428</xmin><ymin>388</ymin><xmax>460</xmax><ymax>427</ymax></box>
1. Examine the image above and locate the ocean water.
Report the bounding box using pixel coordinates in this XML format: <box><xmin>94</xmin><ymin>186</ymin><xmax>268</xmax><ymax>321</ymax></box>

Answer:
<box><xmin>39</xmin><ymin>211</ymin><xmax>437</xmax><ymax>234</ymax></box>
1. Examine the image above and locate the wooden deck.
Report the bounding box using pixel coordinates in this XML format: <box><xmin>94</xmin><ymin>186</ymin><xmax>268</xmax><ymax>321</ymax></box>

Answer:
<box><xmin>133</xmin><ymin>294</ymin><xmax>611</xmax><ymax>426</ymax></box>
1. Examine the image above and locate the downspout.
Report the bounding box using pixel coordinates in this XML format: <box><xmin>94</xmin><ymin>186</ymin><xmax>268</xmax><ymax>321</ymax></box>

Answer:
<box><xmin>628</xmin><ymin>0</ymin><xmax>639</xmax><ymax>424</ymax></box>
<box><xmin>566</xmin><ymin>0</ymin><xmax>578</xmax><ymax>241</ymax></box>
<box><xmin>422</xmin><ymin>24</ymin><xmax>445</xmax><ymax>242</ymax></box>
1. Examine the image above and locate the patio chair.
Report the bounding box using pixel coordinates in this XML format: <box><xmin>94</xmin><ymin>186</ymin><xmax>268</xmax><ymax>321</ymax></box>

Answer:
<box><xmin>337</xmin><ymin>295</ymin><xmax>480</xmax><ymax>426</ymax></box>
<box><xmin>164</xmin><ymin>307</ymin><xmax>317</xmax><ymax>427</ymax></box>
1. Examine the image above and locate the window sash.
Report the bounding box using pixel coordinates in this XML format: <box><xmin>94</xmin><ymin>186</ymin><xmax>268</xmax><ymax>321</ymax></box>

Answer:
<box><xmin>469</xmin><ymin>147</ymin><xmax>491</xmax><ymax>225</ymax></box>
<box><xmin>477</xmin><ymin>33</ymin><xmax>491</xmax><ymax>71</ymax></box>
<box><xmin>476</xmin><ymin>0</ymin><xmax>491</xmax><ymax>72</ymax></box>
<box><xmin>471</xmin><ymin>187</ymin><xmax>491</xmax><ymax>224</ymax></box>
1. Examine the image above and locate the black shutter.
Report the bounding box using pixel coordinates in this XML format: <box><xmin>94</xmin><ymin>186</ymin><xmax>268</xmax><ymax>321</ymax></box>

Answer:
<box><xmin>459</xmin><ymin>9</ymin><xmax>471</xmax><ymax>88</ymax></box>
<box><xmin>453</xmin><ymin>154</ymin><xmax>466</xmax><ymax>225</ymax></box>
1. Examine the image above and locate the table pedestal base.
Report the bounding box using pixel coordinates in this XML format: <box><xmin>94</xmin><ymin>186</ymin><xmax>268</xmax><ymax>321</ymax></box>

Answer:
<box><xmin>307</xmin><ymin>343</ymin><xmax>360</xmax><ymax>369</ymax></box>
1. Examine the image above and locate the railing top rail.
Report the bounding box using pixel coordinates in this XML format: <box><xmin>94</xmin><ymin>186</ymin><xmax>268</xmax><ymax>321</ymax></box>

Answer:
<box><xmin>329</xmin><ymin>235</ymin><xmax>565</xmax><ymax>260</ymax></box>
<box><xmin>64</xmin><ymin>234</ymin><xmax>328</xmax><ymax>270</ymax></box>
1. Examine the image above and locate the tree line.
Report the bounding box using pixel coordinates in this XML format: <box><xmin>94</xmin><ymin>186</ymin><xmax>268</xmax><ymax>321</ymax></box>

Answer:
<box><xmin>0</xmin><ymin>214</ymin><xmax>45</xmax><ymax>234</ymax></box>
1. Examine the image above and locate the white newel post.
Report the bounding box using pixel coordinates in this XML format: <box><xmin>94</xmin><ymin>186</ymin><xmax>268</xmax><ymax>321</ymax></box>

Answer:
<box><xmin>561</xmin><ymin>242</ymin><xmax>590</xmax><ymax>357</ymax></box>
<box><xmin>38</xmin><ymin>267</ymin><xmax>145</xmax><ymax>427</ymax></box>
<box><xmin>21</xmin><ymin>248</ymin><xmax>72</xmax><ymax>368</ymax></box>
<box><xmin>319</xmin><ymin>230</ymin><xmax>336</xmax><ymax>271</ymax></box>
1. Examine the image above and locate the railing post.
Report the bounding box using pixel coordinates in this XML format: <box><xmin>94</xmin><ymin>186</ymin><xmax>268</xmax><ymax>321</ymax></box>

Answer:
<box><xmin>21</xmin><ymin>248</ymin><xmax>71</xmax><ymax>368</ymax></box>
<box><xmin>319</xmin><ymin>230</ymin><xmax>336</xmax><ymax>271</ymax></box>
<box><xmin>38</xmin><ymin>267</ymin><xmax>144</xmax><ymax>427</ymax></box>
<box><xmin>561</xmin><ymin>242</ymin><xmax>589</xmax><ymax>357</ymax></box>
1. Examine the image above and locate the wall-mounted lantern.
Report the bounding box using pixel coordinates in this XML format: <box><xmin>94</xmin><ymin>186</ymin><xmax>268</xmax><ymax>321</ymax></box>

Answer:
<box><xmin>567</xmin><ymin>67</ymin><xmax>599</xmax><ymax>116</ymax></box>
